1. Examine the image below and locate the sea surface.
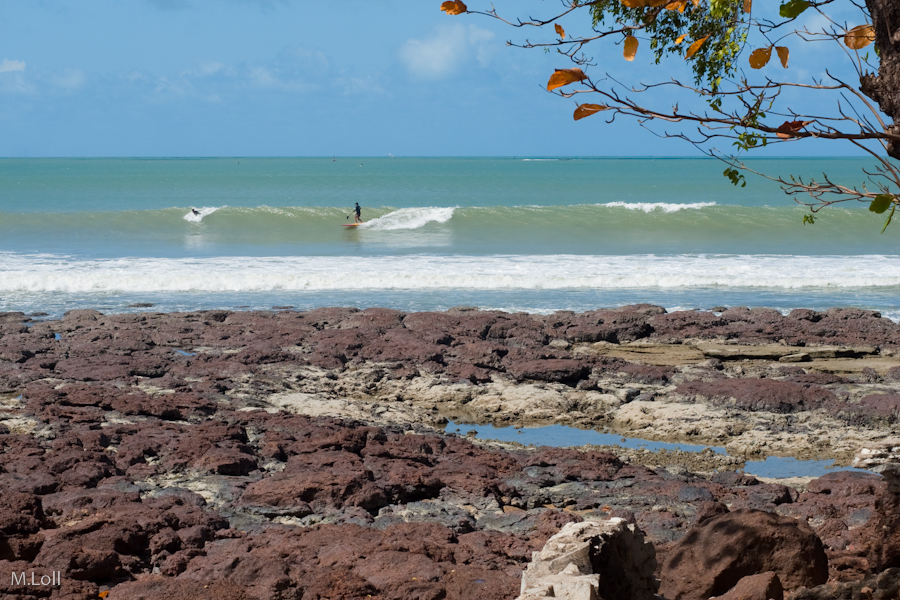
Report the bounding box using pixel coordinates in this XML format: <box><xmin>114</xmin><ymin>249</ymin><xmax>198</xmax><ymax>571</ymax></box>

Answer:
<box><xmin>1</xmin><ymin>156</ymin><xmax>898</xmax><ymax>319</ymax></box>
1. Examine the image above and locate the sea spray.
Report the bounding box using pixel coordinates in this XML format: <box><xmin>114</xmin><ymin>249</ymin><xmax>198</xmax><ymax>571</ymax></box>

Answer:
<box><xmin>183</xmin><ymin>206</ymin><xmax>221</xmax><ymax>222</ymax></box>
<box><xmin>600</xmin><ymin>201</ymin><xmax>717</xmax><ymax>213</ymax></box>
<box><xmin>361</xmin><ymin>207</ymin><xmax>456</xmax><ymax>231</ymax></box>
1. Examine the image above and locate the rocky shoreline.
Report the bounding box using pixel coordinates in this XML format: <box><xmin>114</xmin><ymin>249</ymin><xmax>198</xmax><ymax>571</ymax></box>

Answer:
<box><xmin>1</xmin><ymin>305</ymin><xmax>900</xmax><ymax>599</ymax></box>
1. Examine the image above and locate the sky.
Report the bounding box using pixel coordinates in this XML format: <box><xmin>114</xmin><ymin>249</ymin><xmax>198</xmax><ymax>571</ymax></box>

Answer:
<box><xmin>0</xmin><ymin>0</ymin><xmax>879</xmax><ymax>157</ymax></box>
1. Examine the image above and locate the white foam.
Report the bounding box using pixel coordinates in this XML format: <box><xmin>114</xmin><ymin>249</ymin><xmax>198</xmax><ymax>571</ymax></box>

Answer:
<box><xmin>601</xmin><ymin>201</ymin><xmax>717</xmax><ymax>213</ymax></box>
<box><xmin>881</xmin><ymin>310</ymin><xmax>900</xmax><ymax>323</ymax></box>
<box><xmin>183</xmin><ymin>206</ymin><xmax>221</xmax><ymax>222</ymax></box>
<box><xmin>361</xmin><ymin>207</ymin><xmax>456</xmax><ymax>231</ymax></box>
<box><xmin>2</xmin><ymin>253</ymin><xmax>899</xmax><ymax>293</ymax></box>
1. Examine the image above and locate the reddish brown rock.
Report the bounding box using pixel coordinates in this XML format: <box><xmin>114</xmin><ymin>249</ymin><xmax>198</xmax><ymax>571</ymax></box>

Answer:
<box><xmin>659</xmin><ymin>509</ymin><xmax>828</xmax><ymax>599</ymax></box>
<box><xmin>109</xmin><ymin>578</ymin><xmax>256</xmax><ymax>600</ymax></box>
<box><xmin>781</xmin><ymin>471</ymin><xmax>890</xmax><ymax>580</ymax></box>
<box><xmin>506</xmin><ymin>358</ymin><xmax>589</xmax><ymax>385</ymax></box>
<box><xmin>675</xmin><ymin>378</ymin><xmax>836</xmax><ymax>413</ymax></box>
<box><xmin>716</xmin><ymin>571</ymin><xmax>784</xmax><ymax>600</ymax></box>
<box><xmin>360</xmin><ymin>328</ymin><xmax>447</xmax><ymax>364</ymax></box>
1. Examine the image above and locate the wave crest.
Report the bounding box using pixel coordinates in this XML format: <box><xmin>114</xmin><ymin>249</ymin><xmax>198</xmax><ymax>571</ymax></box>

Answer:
<box><xmin>362</xmin><ymin>207</ymin><xmax>456</xmax><ymax>231</ymax></box>
<box><xmin>183</xmin><ymin>206</ymin><xmax>222</xmax><ymax>222</ymax></box>
<box><xmin>600</xmin><ymin>202</ymin><xmax>717</xmax><ymax>213</ymax></box>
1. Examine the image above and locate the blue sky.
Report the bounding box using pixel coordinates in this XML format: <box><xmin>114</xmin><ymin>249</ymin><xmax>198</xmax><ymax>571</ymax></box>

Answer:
<box><xmin>0</xmin><ymin>0</ymin><xmax>877</xmax><ymax>157</ymax></box>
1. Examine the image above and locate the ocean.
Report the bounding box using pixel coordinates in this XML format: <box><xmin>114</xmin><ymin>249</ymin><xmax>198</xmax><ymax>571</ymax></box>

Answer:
<box><xmin>1</xmin><ymin>156</ymin><xmax>897</xmax><ymax>319</ymax></box>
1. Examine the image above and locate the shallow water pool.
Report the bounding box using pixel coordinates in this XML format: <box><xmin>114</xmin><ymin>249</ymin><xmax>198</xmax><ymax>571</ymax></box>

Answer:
<box><xmin>444</xmin><ymin>421</ymin><xmax>867</xmax><ymax>480</ymax></box>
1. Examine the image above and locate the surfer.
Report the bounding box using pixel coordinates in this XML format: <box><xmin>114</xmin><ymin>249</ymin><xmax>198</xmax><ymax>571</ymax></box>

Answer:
<box><xmin>191</xmin><ymin>208</ymin><xmax>200</xmax><ymax>216</ymax></box>
<box><xmin>350</xmin><ymin>203</ymin><xmax>362</xmax><ymax>223</ymax></box>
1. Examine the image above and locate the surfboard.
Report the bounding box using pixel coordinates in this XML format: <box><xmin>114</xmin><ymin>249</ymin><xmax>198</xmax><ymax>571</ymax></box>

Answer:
<box><xmin>342</xmin><ymin>223</ymin><xmax>363</xmax><ymax>227</ymax></box>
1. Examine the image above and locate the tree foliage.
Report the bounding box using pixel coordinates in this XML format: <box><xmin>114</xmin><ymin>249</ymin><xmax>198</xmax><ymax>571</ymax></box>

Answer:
<box><xmin>441</xmin><ymin>0</ymin><xmax>900</xmax><ymax>229</ymax></box>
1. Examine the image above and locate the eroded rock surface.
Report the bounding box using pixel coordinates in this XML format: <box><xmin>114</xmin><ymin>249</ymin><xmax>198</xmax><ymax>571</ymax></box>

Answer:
<box><xmin>0</xmin><ymin>306</ymin><xmax>899</xmax><ymax>599</ymax></box>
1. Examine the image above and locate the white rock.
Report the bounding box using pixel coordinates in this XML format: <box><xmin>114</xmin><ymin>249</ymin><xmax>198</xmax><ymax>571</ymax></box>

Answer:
<box><xmin>515</xmin><ymin>518</ymin><xmax>658</xmax><ymax>600</ymax></box>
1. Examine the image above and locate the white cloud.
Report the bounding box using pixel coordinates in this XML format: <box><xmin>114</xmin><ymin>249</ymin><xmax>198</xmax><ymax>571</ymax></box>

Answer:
<box><xmin>247</xmin><ymin>66</ymin><xmax>314</xmax><ymax>92</ymax></box>
<box><xmin>52</xmin><ymin>68</ymin><xmax>86</xmax><ymax>90</ymax></box>
<box><xmin>199</xmin><ymin>61</ymin><xmax>226</xmax><ymax>76</ymax></box>
<box><xmin>0</xmin><ymin>59</ymin><xmax>32</xmax><ymax>94</ymax></box>
<box><xmin>399</xmin><ymin>24</ymin><xmax>495</xmax><ymax>79</ymax></box>
<box><xmin>0</xmin><ymin>59</ymin><xmax>26</xmax><ymax>74</ymax></box>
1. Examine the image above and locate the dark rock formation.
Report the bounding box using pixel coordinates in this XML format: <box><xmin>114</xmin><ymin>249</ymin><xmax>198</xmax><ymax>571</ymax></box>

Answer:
<box><xmin>658</xmin><ymin>509</ymin><xmax>828</xmax><ymax>599</ymax></box>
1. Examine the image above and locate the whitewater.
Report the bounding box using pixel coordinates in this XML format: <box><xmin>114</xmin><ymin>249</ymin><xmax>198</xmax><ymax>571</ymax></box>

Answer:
<box><xmin>0</xmin><ymin>156</ymin><xmax>896</xmax><ymax>318</ymax></box>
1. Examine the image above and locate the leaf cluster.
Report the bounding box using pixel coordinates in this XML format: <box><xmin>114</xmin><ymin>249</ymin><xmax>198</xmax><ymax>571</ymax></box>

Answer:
<box><xmin>588</xmin><ymin>0</ymin><xmax>748</xmax><ymax>91</ymax></box>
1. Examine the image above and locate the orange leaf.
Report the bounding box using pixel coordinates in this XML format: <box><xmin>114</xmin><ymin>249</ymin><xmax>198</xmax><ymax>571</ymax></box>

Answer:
<box><xmin>440</xmin><ymin>1</ymin><xmax>467</xmax><ymax>15</ymax></box>
<box><xmin>775</xmin><ymin>120</ymin><xmax>814</xmax><ymax>139</ymax></box>
<box><xmin>555</xmin><ymin>24</ymin><xmax>566</xmax><ymax>39</ymax></box>
<box><xmin>743</xmin><ymin>0</ymin><xmax>752</xmax><ymax>13</ymax></box>
<box><xmin>844</xmin><ymin>24</ymin><xmax>875</xmax><ymax>50</ymax></box>
<box><xmin>666</xmin><ymin>1</ymin><xmax>687</xmax><ymax>12</ymax></box>
<box><xmin>748</xmin><ymin>46</ymin><xmax>772</xmax><ymax>69</ymax></box>
<box><xmin>675</xmin><ymin>33</ymin><xmax>687</xmax><ymax>44</ymax></box>
<box><xmin>574</xmin><ymin>104</ymin><xmax>610</xmax><ymax>120</ymax></box>
<box><xmin>98</xmin><ymin>593</ymin><xmax>109</xmax><ymax>599</ymax></box>
<box><xmin>685</xmin><ymin>35</ymin><xmax>708</xmax><ymax>59</ymax></box>
<box><xmin>547</xmin><ymin>68</ymin><xmax>587</xmax><ymax>91</ymax></box>
<box><xmin>776</xmin><ymin>46</ymin><xmax>789</xmax><ymax>68</ymax></box>
<box><xmin>623</xmin><ymin>36</ymin><xmax>639</xmax><ymax>61</ymax></box>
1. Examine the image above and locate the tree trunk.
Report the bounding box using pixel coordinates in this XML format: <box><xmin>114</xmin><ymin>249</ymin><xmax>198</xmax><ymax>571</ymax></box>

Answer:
<box><xmin>863</xmin><ymin>0</ymin><xmax>900</xmax><ymax>160</ymax></box>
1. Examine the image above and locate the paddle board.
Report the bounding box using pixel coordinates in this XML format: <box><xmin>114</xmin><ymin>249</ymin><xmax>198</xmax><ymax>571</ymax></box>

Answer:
<box><xmin>342</xmin><ymin>223</ymin><xmax>363</xmax><ymax>227</ymax></box>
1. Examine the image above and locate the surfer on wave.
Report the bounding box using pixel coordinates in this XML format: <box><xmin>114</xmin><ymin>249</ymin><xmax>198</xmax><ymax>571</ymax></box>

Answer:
<box><xmin>350</xmin><ymin>203</ymin><xmax>362</xmax><ymax>223</ymax></box>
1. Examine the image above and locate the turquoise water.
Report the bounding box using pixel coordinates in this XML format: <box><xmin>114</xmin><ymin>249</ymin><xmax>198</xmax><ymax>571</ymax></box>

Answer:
<box><xmin>0</xmin><ymin>157</ymin><xmax>897</xmax><ymax>318</ymax></box>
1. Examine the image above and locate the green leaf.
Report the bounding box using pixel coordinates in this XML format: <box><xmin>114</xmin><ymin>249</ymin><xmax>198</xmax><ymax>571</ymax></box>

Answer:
<box><xmin>802</xmin><ymin>213</ymin><xmax>816</xmax><ymax>225</ymax></box>
<box><xmin>882</xmin><ymin>206</ymin><xmax>896</xmax><ymax>234</ymax></box>
<box><xmin>723</xmin><ymin>167</ymin><xmax>746</xmax><ymax>187</ymax></box>
<box><xmin>869</xmin><ymin>194</ymin><xmax>894</xmax><ymax>214</ymax></box>
<box><xmin>779</xmin><ymin>0</ymin><xmax>810</xmax><ymax>18</ymax></box>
